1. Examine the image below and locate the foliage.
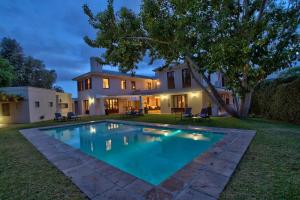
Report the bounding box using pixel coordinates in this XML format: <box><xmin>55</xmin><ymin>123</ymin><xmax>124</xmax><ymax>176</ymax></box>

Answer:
<box><xmin>83</xmin><ymin>0</ymin><xmax>300</xmax><ymax>117</ymax></box>
<box><xmin>278</xmin><ymin>66</ymin><xmax>300</xmax><ymax>79</ymax></box>
<box><xmin>0</xmin><ymin>115</ymin><xmax>300</xmax><ymax>199</ymax></box>
<box><xmin>251</xmin><ymin>77</ymin><xmax>300</xmax><ymax>122</ymax></box>
<box><xmin>0</xmin><ymin>58</ymin><xmax>14</xmax><ymax>87</ymax></box>
<box><xmin>0</xmin><ymin>37</ymin><xmax>57</xmax><ymax>89</ymax></box>
<box><xmin>53</xmin><ymin>85</ymin><xmax>64</xmax><ymax>93</ymax></box>
<box><xmin>0</xmin><ymin>91</ymin><xmax>23</xmax><ymax>102</ymax></box>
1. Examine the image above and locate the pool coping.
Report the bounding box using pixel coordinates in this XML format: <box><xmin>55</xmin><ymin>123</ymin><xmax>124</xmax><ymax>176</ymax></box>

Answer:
<box><xmin>20</xmin><ymin>119</ymin><xmax>255</xmax><ymax>200</ymax></box>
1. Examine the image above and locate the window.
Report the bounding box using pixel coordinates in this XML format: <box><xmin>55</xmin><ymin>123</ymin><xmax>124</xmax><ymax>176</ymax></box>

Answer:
<box><xmin>62</xmin><ymin>103</ymin><xmax>68</xmax><ymax>108</ymax></box>
<box><xmin>208</xmin><ymin>73</ymin><xmax>211</xmax><ymax>83</ymax></box>
<box><xmin>35</xmin><ymin>101</ymin><xmax>40</xmax><ymax>108</ymax></box>
<box><xmin>77</xmin><ymin>80</ymin><xmax>83</xmax><ymax>91</ymax></box>
<box><xmin>131</xmin><ymin>81</ymin><xmax>136</xmax><ymax>90</ymax></box>
<box><xmin>182</xmin><ymin>69</ymin><xmax>191</xmax><ymax>88</ymax></box>
<box><xmin>85</xmin><ymin>78</ymin><xmax>92</xmax><ymax>90</ymax></box>
<box><xmin>103</xmin><ymin>78</ymin><xmax>110</xmax><ymax>89</ymax></box>
<box><xmin>49</xmin><ymin>102</ymin><xmax>53</xmax><ymax>107</ymax></box>
<box><xmin>173</xmin><ymin>95</ymin><xmax>187</xmax><ymax>108</ymax></box>
<box><xmin>121</xmin><ymin>80</ymin><xmax>126</xmax><ymax>90</ymax></box>
<box><xmin>221</xmin><ymin>76</ymin><xmax>225</xmax><ymax>87</ymax></box>
<box><xmin>105</xmin><ymin>99</ymin><xmax>119</xmax><ymax>114</ymax></box>
<box><xmin>167</xmin><ymin>71</ymin><xmax>175</xmax><ymax>89</ymax></box>
<box><xmin>83</xmin><ymin>100</ymin><xmax>89</xmax><ymax>114</ymax></box>
<box><xmin>147</xmin><ymin>82</ymin><xmax>152</xmax><ymax>90</ymax></box>
<box><xmin>2</xmin><ymin>103</ymin><xmax>10</xmax><ymax>116</ymax></box>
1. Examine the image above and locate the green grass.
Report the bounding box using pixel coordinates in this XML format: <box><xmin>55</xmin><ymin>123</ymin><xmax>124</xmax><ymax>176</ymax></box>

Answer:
<box><xmin>0</xmin><ymin>114</ymin><xmax>299</xmax><ymax>199</ymax></box>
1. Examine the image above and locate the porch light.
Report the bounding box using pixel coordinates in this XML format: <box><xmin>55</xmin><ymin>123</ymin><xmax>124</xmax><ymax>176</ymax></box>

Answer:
<box><xmin>89</xmin><ymin>97</ymin><xmax>95</xmax><ymax>104</ymax></box>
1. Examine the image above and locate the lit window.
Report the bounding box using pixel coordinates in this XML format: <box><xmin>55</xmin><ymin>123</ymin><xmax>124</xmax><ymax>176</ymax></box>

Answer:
<box><xmin>121</xmin><ymin>80</ymin><xmax>126</xmax><ymax>90</ymax></box>
<box><xmin>131</xmin><ymin>81</ymin><xmax>136</xmax><ymax>90</ymax></box>
<box><xmin>103</xmin><ymin>78</ymin><xmax>110</xmax><ymax>89</ymax></box>
<box><xmin>2</xmin><ymin>103</ymin><xmax>10</xmax><ymax>116</ymax></box>
<box><xmin>147</xmin><ymin>82</ymin><xmax>151</xmax><ymax>90</ymax></box>
<box><xmin>85</xmin><ymin>78</ymin><xmax>92</xmax><ymax>90</ymax></box>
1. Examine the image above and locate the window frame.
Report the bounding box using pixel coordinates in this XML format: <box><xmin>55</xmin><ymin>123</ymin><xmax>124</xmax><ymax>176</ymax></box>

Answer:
<box><xmin>167</xmin><ymin>71</ymin><xmax>175</xmax><ymax>89</ymax></box>
<box><xmin>182</xmin><ymin>68</ymin><xmax>191</xmax><ymax>88</ymax></box>
<box><xmin>131</xmin><ymin>81</ymin><xmax>136</xmax><ymax>90</ymax></box>
<box><xmin>121</xmin><ymin>80</ymin><xmax>126</xmax><ymax>90</ymax></box>
<box><xmin>103</xmin><ymin>78</ymin><xmax>110</xmax><ymax>89</ymax></box>
<box><xmin>85</xmin><ymin>78</ymin><xmax>92</xmax><ymax>90</ymax></box>
<box><xmin>1</xmin><ymin>103</ymin><xmax>10</xmax><ymax>116</ymax></box>
<box><xmin>35</xmin><ymin>101</ymin><xmax>40</xmax><ymax>108</ymax></box>
<box><xmin>172</xmin><ymin>95</ymin><xmax>187</xmax><ymax>108</ymax></box>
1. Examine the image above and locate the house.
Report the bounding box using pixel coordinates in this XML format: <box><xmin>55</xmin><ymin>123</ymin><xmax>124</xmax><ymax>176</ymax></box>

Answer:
<box><xmin>73</xmin><ymin>57</ymin><xmax>233</xmax><ymax>116</ymax></box>
<box><xmin>0</xmin><ymin>86</ymin><xmax>73</xmax><ymax>123</ymax></box>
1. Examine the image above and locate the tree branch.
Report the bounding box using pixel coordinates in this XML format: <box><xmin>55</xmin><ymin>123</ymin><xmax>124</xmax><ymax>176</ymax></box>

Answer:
<box><xmin>257</xmin><ymin>0</ymin><xmax>267</xmax><ymax>22</ymax></box>
<box><xmin>185</xmin><ymin>55</ymin><xmax>240</xmax><ymax>117</ymax></box>
<box><xmin>124</xmin><ymin>37</ymin><xmax>170</xmax><ymax>45</ymax></box>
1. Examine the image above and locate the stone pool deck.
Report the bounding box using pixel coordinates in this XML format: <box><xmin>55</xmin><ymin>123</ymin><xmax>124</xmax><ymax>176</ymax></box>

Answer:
<box><xmin>20</xmin><ymin>120</ymin><xmax>255</xmax><ymax>200</ymax></box>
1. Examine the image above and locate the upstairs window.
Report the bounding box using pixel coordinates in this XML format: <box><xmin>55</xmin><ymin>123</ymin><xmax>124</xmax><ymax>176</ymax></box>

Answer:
<box><xmin>49</xmin><ymin>102</ymin><xmax>53</xmax><ymax>107</ymax></box>
<box><xmin>167</xmin><ymin>71</ymin><xmax>175</xmax><ymax>89</ymax></box>
<box><xmin>2</xmin><ymin>103</ymin><xmax>10</xmax><ymax>116</ymax></box>
<box><xmin>103</xmin><ymin>78</ymin><xmax>110</xmax><ymax>89</ymax></box>
<box><xmin>182</xmin><ymin>69</ymin><xmax>191</xmax><ymax>88</ymax></box>
<box><xmin>147</xmin><ymin>82</ymin><xmax>151</xmax><ymax>90</ymax></box>
<box><xmin>121</xmin><ymin>80</ymin><xmax>126</xmax><ymax>90</ymax></box>
<box><xmin>208</xmin><ymin>73</ymin><xmax>211</xmax><ymax>83</ymax></box>
<box><xmin>77</xmin><ymin>80</ymin><xmax>83</xmax><ymax>91</ymax></box>
<box><xmin>85</xmin><ymin>78</ymin><xmax>92</xmax><ymax>90</ymax></box>
<box><xmin>131</xmin><ymin>81</ymin><xmax>136</xmax><ymax>90</ymax></box>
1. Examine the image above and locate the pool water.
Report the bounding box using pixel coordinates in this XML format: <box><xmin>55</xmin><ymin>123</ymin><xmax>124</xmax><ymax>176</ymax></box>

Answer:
<box><xmin>42</xmin><ymin>122</ymin><xmax>223</xmax><ymax>185</ymax></box>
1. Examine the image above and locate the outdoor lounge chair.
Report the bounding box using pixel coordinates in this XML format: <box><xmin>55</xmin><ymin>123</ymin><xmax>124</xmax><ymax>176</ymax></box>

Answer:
<box><xmin>67</xmin><ymin>112</ymin><xmax>80</xmax><ymax>120</ymax></box>
<box><xmin>182</xmin><ymin>107</ymin><xmax>193</xmax><ymax>118</ymax></box>
<box><xmin>192</xmin><ymin>108</ymin><xmax>210</xmax><ymax>121</ymax></box>
<box><xmin>134</xmin><ymin>109</ymin><xmax>144</xmax><ymax>116</ymax></box>
<box><xmin>54</xmin><ymin>113</ymin><xmax>64</xmax><ymax>121</ymax></box>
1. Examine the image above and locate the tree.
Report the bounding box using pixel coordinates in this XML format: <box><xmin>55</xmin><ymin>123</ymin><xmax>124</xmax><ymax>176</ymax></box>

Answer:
<box><xmin>23</xmin><ymin>56</ymin><xmax>57</xmax><ymax>89</ymax></box>
<box><xmin>0</xmin><ymin>37</ymin><xmax>24</xmax><ymax>85</ymax></box>
<box><xmin>0</xmin><ymin>37</ymin><xmax>57</xmax><ymax>89</ymax></box>
<box><xmin>83</xmin><ymin>0</ymin><xmax>300</xmax><ymax>117</ymax></box>
<box><xmin>53</xmin><ymin>85</ymin><xmax>64</xmax><ymax>93</ymax></box>
<box><xmin>278</xmin><ymin>66</ymin><xmax>300</xmax><ymax>79</ymax></box>
<box><xmin>0</xmin><ymin>58</ymin><xmax>14</xmax><ymax>87</ymax></box>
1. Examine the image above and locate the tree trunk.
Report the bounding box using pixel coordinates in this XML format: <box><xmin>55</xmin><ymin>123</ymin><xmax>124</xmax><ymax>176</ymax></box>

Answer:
<box><xmin>239</xmin><ymin>91</ymin><xmax>253</xmax><ymax>117</ymax></box>
<box><xmin>185</xmin><ymin>56</ymin><xmax>240</xmax><ymax>118</ymax></box>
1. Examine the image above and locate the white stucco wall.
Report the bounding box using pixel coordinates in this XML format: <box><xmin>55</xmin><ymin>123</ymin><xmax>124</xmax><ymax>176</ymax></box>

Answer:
<box><xmin>0</xmin><ymin>87</ymin><xmax>73</xmax><ymax>123</ymax></box>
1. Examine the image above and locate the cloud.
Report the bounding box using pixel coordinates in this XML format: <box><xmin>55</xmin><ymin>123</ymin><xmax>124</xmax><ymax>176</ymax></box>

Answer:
<box><xmin>0</xmin><ymin>0</ymin><xmax>162</xmax><ymax>97</ymax></box>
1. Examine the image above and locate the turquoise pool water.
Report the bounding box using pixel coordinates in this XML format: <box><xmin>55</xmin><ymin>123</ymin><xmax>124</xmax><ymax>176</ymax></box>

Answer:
<box><xmin>42</xmin><ymin>121</ymin><xmax>223</xmax><ymax>185</ymax></box>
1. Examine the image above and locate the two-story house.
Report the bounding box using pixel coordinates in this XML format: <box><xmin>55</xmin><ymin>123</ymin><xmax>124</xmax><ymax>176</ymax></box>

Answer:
<box><xmin>73</xmin><ymin>57</ymin><xmax>233</xmax><ymax>116</ymax></box>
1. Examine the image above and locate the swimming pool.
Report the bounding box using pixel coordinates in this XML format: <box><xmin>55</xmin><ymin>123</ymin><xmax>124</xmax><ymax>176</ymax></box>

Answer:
<box><xmin>42</xmin><ymin>121</ymin><xmax>224</xmax><ymax>185</ymax></box>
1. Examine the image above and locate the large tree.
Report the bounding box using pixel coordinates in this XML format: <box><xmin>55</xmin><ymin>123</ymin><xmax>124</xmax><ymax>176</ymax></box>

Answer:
<box><xmin>0</xmin><ymin>37</ymin><xmax>57</xmax><ymax>89</ymax></box>
<box><xmin>0</xmin><ymin>58</ymin><xmax>14</xmax><ymax>87</ymax></box>
<box><xmin>83</xmin><ymin>0</ymin><xmax>300</xmax><ymax>117</ymax></box>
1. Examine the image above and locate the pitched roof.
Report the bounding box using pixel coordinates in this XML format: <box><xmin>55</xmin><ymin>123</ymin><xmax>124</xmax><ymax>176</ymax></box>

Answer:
<box><xmin>72</xmin><ymin>70</ymin><xmax>157</xmax><ymax>81</ymax></box>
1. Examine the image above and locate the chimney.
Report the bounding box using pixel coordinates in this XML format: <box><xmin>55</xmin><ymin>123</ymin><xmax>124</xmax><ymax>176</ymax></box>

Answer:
<box><xmin>90</xmin><ymin>57</ymin><xmax>102</xmax><ymax>72</ymax></box>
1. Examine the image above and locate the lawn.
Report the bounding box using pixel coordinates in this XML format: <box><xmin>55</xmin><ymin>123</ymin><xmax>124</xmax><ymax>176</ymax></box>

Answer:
<box><xmin>0</xmin><ymin>114</ymin><xmax>299</xmax><ymax>200</ymax></box>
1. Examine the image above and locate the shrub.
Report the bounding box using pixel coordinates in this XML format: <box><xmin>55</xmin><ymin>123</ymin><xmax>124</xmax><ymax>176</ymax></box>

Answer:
<box><xmin>251</xmin><ymin>77</ymin><xmax>300</xmax><ymax>123</ymax></box>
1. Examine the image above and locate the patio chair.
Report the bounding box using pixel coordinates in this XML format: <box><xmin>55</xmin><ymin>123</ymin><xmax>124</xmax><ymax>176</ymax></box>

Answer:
<box><xmin>67</xmin><ymin>112</ymin><xmax>80</xmax><ymax>121</ymax></box>
<box><xmin>192</xmin><ymin>108</ymin><xmax>210</xmax><ymax>122</ymax></box>
<box><xmin>54</xmin><ymin>113</ymin><xmax>64</xmax><ymax>121</ymax></box>
<box><xmin>198</xmin><ymin>108</ymin><xmax>210</xmax><ymax>119</ymax></box>
<box><xmin>182</xmin><ymin>107</ymin><xmax>193</xmax><ymax>118</ymax></box>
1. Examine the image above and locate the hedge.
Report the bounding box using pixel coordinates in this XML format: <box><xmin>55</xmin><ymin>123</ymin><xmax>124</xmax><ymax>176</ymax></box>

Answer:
<box><xmin>251</xmin><ymin>76</ymin><xmax>300</xmax><ymax>123</ymax></box>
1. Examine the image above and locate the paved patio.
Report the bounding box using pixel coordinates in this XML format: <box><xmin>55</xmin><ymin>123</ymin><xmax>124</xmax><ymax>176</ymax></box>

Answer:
<box><xmin>20</xmin><ymin>120</ymin><xmax>255</xmax><ymax>200</ymax></box>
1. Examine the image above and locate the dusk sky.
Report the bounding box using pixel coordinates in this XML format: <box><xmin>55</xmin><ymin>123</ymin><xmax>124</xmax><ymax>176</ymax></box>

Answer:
<box><xmin>0</xmin><ymin>0</ymin><xmax>163</xmax><ymax>97</ymax></box>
